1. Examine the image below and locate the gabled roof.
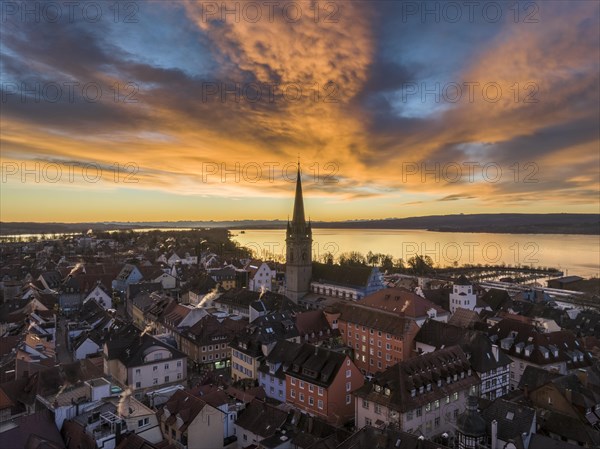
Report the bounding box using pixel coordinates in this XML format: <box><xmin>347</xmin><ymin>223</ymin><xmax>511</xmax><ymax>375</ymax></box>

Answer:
<box><xmin>104</xmin><ymin>326</ymin><xmax>186</xmax><ymax>367</ymax></box>
<box><xmin>284</xmin><ymin>344</ymin><xmax>348</xmax><ymax>388</ymax></box>
<box><xmin>489</xmin><ymin>319</ymin><xmax>592</xmax><ymax>368</ymax></box>
<box><xmin>415</xmin><ymin>320</ymin><xmax>511</xmax><ymax>373</ymax></box>
<box><xmin>184</xmin><ymin>315</ymin><xmax>246</xmax><ymax>346</ymax></box>
<box><xmin>326</xmin><ymin>302</ymin><xmax>414</xmax><ymax>337</ymax></box>
<box><xmin>311</xmin><ymin>263</ymin><xmax>375</xmax><ymax>289</ymax></box>
<box><xmin>538</xmin><ymin>409</ymin><xmax>600</xmax><ymax>447</ymax></box>
<box><xmin>480</xmin><ymin>288</ymin><xmax>513</xmax><ymax>311</ymax></box>
<box><xmin>159</xmin><ymin>390</ymin><xmax>208</xmax><ymax>433</ymax></box>
<box><xmin>216</xmin><ymin>288</ymin><xmax>299</xmax><ymax>313</ymax></box>
<box><xmin>235</xmin><ymin>399</ymin><xmax>288</xmax><ymax>438</ymax></box>
<box><xmin>481</xmin><ymin>398</ymin><xmax>535</xmax><ymax>443</ymax></box>
<box><xmin>448</xmin><ymin>308</ymin><xmax>481</xmax><ymax>328</ymax></box>
<box><xmin>354</xmin><ymin>346</ymin><xmax>478</xmax><ymax>413</ymax></box>
<box><xmin>295</xmin><ymin>310</ymin><xmax>332</xmax><ymax>336</ymax></box>
<box><xmin>336</xmin><ymin>425</ymin><xmax>451</xmax><ymax>449</ymax></box>
<box><xmin>0</xmin><ymin>409</ymin><xmax>65</xmax><ymax>448</ymax></box>
<box><xmin>361</xmin><ymin>288</ymin><xmax>448</xmax><ymax>318</ymax></box>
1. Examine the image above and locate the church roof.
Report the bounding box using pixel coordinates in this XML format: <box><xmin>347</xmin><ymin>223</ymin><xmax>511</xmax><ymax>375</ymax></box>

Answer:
<box><xmin>292</xmin><ymin>165</ymin><xmax>306</xmax><ymax>226</ymax></box>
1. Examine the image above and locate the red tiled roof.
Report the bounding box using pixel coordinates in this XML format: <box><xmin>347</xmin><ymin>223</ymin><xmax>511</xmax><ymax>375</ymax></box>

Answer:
<box><xmin>361</xmin><ymin>287</ymin><xmax>448</xmax><ymax>318</ymax></box>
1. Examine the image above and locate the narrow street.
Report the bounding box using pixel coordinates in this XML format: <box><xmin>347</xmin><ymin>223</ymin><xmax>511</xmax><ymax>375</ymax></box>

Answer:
<box><xmin>55</xmin><ymin>315</ymin><xmax>73</xmax><ymax>364</ymax></box>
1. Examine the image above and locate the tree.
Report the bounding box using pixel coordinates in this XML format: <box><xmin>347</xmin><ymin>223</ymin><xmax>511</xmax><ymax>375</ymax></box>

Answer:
<box><xmin>321</xmin><ymin>252</ymin><xmax>335</xmax><ymax>265</ymax></box>
<box><xmin>407</xmin><ymin>255</ymin><xmax>434</xmax><ymax>275</ymax></box>
<box><xmin>337</xmin><ymin>251</ymin><xmax>367</xmax><ymax>267</ymax></box>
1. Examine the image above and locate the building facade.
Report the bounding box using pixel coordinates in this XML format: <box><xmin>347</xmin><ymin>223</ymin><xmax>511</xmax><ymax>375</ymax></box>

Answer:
<box><xmin>354</xmin><ymin>346</ymin><xmax>479</xmax><ymax>440</ymax></box>
<box><xmin>324</xmin><ymin>302</ymin><xmax>420</xmax><ymax>375</ymax></box>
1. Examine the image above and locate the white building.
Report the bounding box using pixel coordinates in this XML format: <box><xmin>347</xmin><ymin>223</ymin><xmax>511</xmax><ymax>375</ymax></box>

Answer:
<box><xmin>449</xmin><ymin>275</ymin><xmax>476</xmax><ymax>314</ymax></box>
<box><xmin>83</xmin><ymin>284</ymin><xmax>113</xmax><ymax>310</ymax></box>
<box><xmin>103</xmin><ymin>328</ymin><xmax>187</xmax><ymax>397</ymax></box>
<box><xmin>246</xmin><ymin>260</ymin><xmax>276</xmax><ymax>292</ymax></box>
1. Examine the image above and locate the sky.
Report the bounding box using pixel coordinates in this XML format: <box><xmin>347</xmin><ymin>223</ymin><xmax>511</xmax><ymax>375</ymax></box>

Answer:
<box><xmin>1</xmin><ymin>1</ymin><xmax>599</xmax><ymax>222</ymax></box>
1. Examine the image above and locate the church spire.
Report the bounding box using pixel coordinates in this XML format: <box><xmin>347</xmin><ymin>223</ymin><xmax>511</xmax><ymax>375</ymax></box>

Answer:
<box><xmin>292</xmin><ymin>163</ymin><xmax>306</xmax><ymax>226</ymax></box>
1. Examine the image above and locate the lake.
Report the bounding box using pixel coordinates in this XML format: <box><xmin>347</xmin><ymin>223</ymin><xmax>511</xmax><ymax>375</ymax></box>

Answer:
<box><xmin>232</xmin><ymin>228</ymin><xmax>600</xmax><ymax>278</ymax></box>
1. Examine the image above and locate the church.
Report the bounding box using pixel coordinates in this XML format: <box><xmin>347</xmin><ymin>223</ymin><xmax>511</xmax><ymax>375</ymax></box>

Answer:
<box><xmin>285</xmin><ymin>164</ymin><xmax>312</xmax><ymax>301</ymax></box>
<box><xmin>284</xmin><ymin>164</ymin><xmax>384</xmax><ymax>304</ymax></box>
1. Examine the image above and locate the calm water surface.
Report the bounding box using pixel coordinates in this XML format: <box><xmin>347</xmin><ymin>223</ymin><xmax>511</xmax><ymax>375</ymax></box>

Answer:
<box><xmin>232</xmin><ymin>228</ymin><xmax>600</xmax><ymax>278</ymax></box>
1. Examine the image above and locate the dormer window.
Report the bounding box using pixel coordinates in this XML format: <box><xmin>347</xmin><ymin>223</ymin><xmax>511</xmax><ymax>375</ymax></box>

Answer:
<box><xmin>384</xmin><ymin>388</ymin><xmax>391</xmax><ymax>396</ymax></box>
<box><xmin>374</xmin><ymin>385</ymin><xmax>382</xmax><ymax>393</ymax></box>
<box><xmin>437</xmin><ymin>380</ymin><xmax>442</xmax><ymax>387</ymax></box>
<box><xmin>419</xmin><ymin>386</ymin><xmax>424</xmax><ymax>394</ymax></box>
<box><xmin>426</xmin><ymin>384</ymin><xmax>431</xmax><ymax>391</ymax></box>
<box><xmin>411</xmin><ymin>389</ymin><xmax>416</xmax><ymax>397</ymax></box>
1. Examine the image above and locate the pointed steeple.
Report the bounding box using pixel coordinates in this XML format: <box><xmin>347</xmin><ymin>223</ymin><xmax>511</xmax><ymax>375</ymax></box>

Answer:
<box><xmin>292</xmin><ymin>163</ymin><xmax>306</xmax><ymax>226</ymax></box>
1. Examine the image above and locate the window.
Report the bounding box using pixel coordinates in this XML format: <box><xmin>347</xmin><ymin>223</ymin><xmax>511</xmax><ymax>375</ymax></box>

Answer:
<box><xmin>416</xmin><ymin>408</ymin><xmax>422</xmax><ymax>417</ymax></box>
<box><xmin>375</xmin><ymin>404</ymin><xmax>382</xmax><ymax>414</ymax></box>
<box><xmin>453</xmin><ymin>392</ymin><xmax>459</xmax><ymax>401</ymax></box>
<box><xmin>177</xmin><ymin>373</ymin><xmax>182</xmax><ymax>380</ymax></box>
<box><xmin>318</xmin><ymin>399</ymin><xmax>323</xmax><ymax>409</ymax></box>
<box><xmin>135</xmin><ymin>369</ymin><xmax>141</xmax><ymax>375</ymax></box>
<box><xmin>346</xmin><ymin>394</ymin><xmax>351</xmax><ymax>405</ymax></box>
<box><xmin>407</xmin><ymin>410</ymin><xmax>413</xmax><ymax>421</ymax></box>
<box><xmin>365</xmin><ymin>417</ymin><xmax>372</xmax><ymax>426</ymax></box>
<box><xmin>318</xmin><ymin>387</ymin><xmax>324</xmax><ymax>396</ymax></box>
<box><xmin>164</xmin><ymin>363</ymin><xmax>169</xmax><ymax>370</ymax></box>
<box><xmin>165</xmin><ymin>376</ymin><xmax>169</xmax><ymax>383</ymax></box>
<box><xmin>153</xmin><ymin>366</ymin><xmax>158</xmax><ymax>372</ymax></box>
<box><xmin>291</xmin><ymin>378</ymin><xmax>296</xmax><ymax>386</ymax></box>
<box><xmin>153</xmin><ymin>378</ymin><xmax>158</xmax><ymax>385</ymax></box>
<box><xmin>434</xmin><ymin>400</ymin><xmax>440</xmax><ymax>409</ymax></box>
<box><xmin>299</xmin><ymin>393</ymin><xmax>304</xmax><ymax>402</ymax></box>
<box><xmin>299</xmin><ymin>381</ymin><xmax>304</xmax><ymax>389</ymax></box>
<box><xmin>177</xmin><ymin>360</ymin><xmax>182</xmax><ymax>367</ymax></box>
<box><xmin>346</xmin><ymin>369</ymin><xmax>352</xmax><ymax>378</ymax></box>
<box><xmin>309</xmin><ymin>397</ymin><xmax>314</xmax><ymax>406</ymax></box>
<box><xmin>309</xmin><ymin>384</ymin><xmax>314</xmax><ymax>392</ymax></box>
<box><xmin>135</xmin><ymin>382</ymin><xmax>141</xmax><ymax>388</ymax></box>
<box><xmin>425</xmin><ymin>403</ymin><xmax>431</xmax><ymax>412</ymax></box>
<box><xmin>435</xmin><ymin>417</ymin><xmax>440</xmax><ymax>428</ymax></box>
<box><xmin>346</xmin><ymin>382</ymin><xmax>352</xmax><ymax>392</ymax></box>
<box><xmin>138</xmin><ymin>417</ymin><xmax>149</xmax><ymax>427</ymax></box>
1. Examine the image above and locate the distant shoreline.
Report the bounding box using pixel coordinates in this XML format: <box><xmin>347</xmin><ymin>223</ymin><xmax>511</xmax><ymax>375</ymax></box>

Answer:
<box><xmin>1</xmin><ymin>213</ymin><xmax>599</xmax><ymax>236</ymax></box>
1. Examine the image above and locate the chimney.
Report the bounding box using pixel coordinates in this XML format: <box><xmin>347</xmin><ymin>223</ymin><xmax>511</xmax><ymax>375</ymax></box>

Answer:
<box><xmin>576</xmin><ymin>369</ymin><xmax>588</xmax><ymax>387</ymax></box>
<box><xmin>491</xmin><ymin>419</ymin><xmax>498</xmax><ymax>449</ymax></box>
<box><xmin>565</xmin><ymin>388</ymin><xmax>572</xmax><ymax>404</ymax></box>
<box><xmin>491</xmin><ymin>344</ymin><xmax>499</xmax><ymax>362</ymax></box>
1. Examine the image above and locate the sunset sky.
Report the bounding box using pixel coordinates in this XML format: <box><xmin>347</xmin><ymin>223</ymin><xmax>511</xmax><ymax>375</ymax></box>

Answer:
<box><xmin>1</xmin><ymin>1</ymin><xmax>599</xmax><ymax>222</ymax></box>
